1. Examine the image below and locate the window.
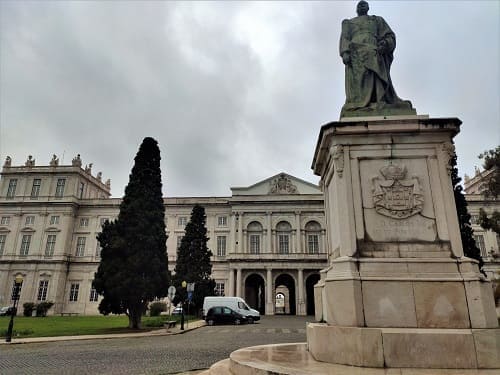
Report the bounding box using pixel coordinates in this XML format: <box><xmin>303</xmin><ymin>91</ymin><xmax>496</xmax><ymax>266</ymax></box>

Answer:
<box><xmin>276</xmin><ymin>221</ymin><xmax>292</xmax><ymax>254</ymax></box>
<box><xmin>50</xmin><ymin>215</ymin><xmax>60</xmax><ymax>225</ymax></box>
<box><xmin>0</xmin><ymin>234</ymin><xmax>6</xmax><ymax>256</ymax></box>
<box><xmin>177</xmin><ymin>236</ymin><xmax>184</xmax><ymax>250</ymax></box>
<box><xmin>7</xmin><ymin>179</ymin><xmax>17</xmax><ymax>198</ymax></box>
<box><xmin>305</xmin><ymin>221</ymin><xmax>322</xmax><ymax>254</ymax></box>
<box><xmin>25</xmin><ymin>216</ymin><xmax>35</xmax><ymax>225</ymax></box>
<box><xmin>79</xmin><ymin>182</ymin><xmax>85</xmax><ymax>199</ymax></box>
<box><xmin>95</xmin><ymin>242</ymin><xmax>101</xmax><ymax>258</ymax></box>
<box><xmin>20</xmin><ymin>234</ymin><xmax>31</xmax><ymax>256</ymax></box>
<box><xmin>250</xmin><ymin>235</ymin><xmax>260</xmax><ymax>254</ymax></box>
<box><xmin>76</xmin><ymin>237</ymin><xmax>86</xmax><ymax>257</ymax></box>
<box><xmin>178</xmin><ymin>217</ymin><xmax>187</xmax><ymax>226</ymax></box>
<box><xmin>218</xmin><ymin>216</ymin><xmax>227</xmax><ymax>226</ymax></box>
<box><xmin>69</xmin><ymin>283</ymin><xmax>79</xmax><ymax>302</ymax></box>
<box><xmin>217</xmin><ymin>236</ymin><xmax>226</xmax><ymax>256</ymax></box>
<box><xmin>100</xmin><ymin>218</ymin><xmax>109</xmax><ymax>226</ymax></box>
<box><xmin>37</xmin><ymin>280</ymin><xmax>49</xmax><ymax>301</ymax></box>
<box><xmin>215</xmin><ymin>282</ymin><xmax>225</xmax><ymax>296</ymax></box>
<box><xmin>474</xmin><ymin>234</ymin><xmax>487</xmax><ymax>257</ymax></box>
<box><xmin>55</xmin><ymin>178</ymin><xmax>66</xmax><ymax>197</ymax></box>
<box><xmin>0</xmin><ymin>216</ymin><xmax>10</xmax><ymax>225</ymax></box>
<box><xmin>11</xmin><ymin>280</ymin><xmax>22</xmax><ymax>301</ymax></box>
<box><xmin>31</xmin><ymin>179</ymin><xmax>41</xmax><ymax>198</ymax></box>
<box><xmin>470</xmin><ymin>215</ymin><xmax>479</xmax><ymax>225</ymax></box>
<box><xmin>247</xmin><ymin>221</ymin><xmax>263</xmax><ymax>254</ymax></box>
<box><xmin>80</xmin><ymin>218</ymin><xmax>89</xmax><ymax>227</ymax></box>
<box><xmin>89</xmin><ymin>286</ymin><xmax>98</xmax><ymax>302</ymax></box>
<box><xmin>278</xmin><ymin>235</ymin><xmax>289</xmax><ymax>254</ymax></box>
<box><xmin>45</xmin><ymin>235</ymin><xmax>56</xmax><ymax>256</ymax></box>
<box><xmin>308</xmin><ymin>235</ymin><xmax>319</xmax><ymax>254</ymax></box>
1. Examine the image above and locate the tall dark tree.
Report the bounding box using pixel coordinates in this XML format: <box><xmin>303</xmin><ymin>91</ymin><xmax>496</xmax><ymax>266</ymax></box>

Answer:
<box><xmin>173</xmin><ymin>205</ymin><xmax>215</xmax><ymax>313</ymax></box>
<box><xmin>450</xmin><ymin>152</ymin><xmax>484</xmax><ymax>272</ymax></box>
<box><xmin>93</xmin><ymin>137</ymin><xmax>169</xmax><ymax>329</ymax></box>
<box><xmin>478</xmin><ymin>146</ymin><xmax>499</xmax><ymax>235</ymax></box>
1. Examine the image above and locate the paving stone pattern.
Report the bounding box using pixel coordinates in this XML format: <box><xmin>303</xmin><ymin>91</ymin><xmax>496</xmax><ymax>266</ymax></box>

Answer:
<box><xmin>0</xmin><ymin>316</ymin><xmax>309</xmax><ymax>375</ymax></box>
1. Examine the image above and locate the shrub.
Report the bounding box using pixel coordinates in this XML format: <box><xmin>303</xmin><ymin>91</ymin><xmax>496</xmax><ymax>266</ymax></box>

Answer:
<box><xmin>149</xmin><ymin>302</ymin><xmax>167</xmax><ymax>317</ymax></box>
<box><xmin>36</xmin><ymin>301</ymin><xmax>54</xmax><ymax>317</ymax></box>
<box><xmin>23</xmin><ymin>302</ymin><xmax>36</xmax><ymax>317</ymax></box>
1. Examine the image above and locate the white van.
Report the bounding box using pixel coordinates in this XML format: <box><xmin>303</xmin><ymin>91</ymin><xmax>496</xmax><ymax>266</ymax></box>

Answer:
<box><xmin>203</xmin><ymin>297</ymin><xmax>260</xmax><ymax>323</ymax></box>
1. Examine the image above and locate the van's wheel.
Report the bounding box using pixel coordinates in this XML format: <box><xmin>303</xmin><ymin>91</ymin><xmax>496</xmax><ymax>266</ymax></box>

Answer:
<box><xmin>234</xmin><ymin>319</ymin><xmax>241</xmax><ymax>325</ymax></box>
<box><xmin>247</xmin><ymin>317</ymin><xmax>254</xmax><ymax>324</ymax></box>
<box><xmin>207</xmin><ymin>319</ymin><xmax>214</xmax><ymax>326</ymax></box>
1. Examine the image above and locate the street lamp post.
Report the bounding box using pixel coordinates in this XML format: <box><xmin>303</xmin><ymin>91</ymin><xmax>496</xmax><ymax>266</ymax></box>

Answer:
<box><xmin>180</xmin><ymin>281</ymin><xmax>187</xmax><ymax>331</ymax></box>
<box><xmin>5</xmin><ymin>275</ymin><xmax>23</xmax><ymax>343</ymax></box>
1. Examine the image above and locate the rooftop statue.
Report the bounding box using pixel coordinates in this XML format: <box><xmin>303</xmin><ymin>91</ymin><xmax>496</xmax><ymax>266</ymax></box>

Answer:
<box><xmin>340</xmin><ymin>1</ymin><xmax>416</xmax><ymax>118</ymax></box>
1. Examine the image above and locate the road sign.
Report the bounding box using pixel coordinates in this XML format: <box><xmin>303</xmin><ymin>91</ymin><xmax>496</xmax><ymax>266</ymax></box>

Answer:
<box><xmin>168</xmin><ymin>286</ymin><xmax>176</xmax><ymax>300</ymax></box>
<box><xmin>187</xmin><ymin>283</ymin><xmax>195</xmax><ymax>292</ymax></box>
<box><xmin>187</xmin><ymin>291</ymin><xmax>193</xmax><ymax>302</ymax></box>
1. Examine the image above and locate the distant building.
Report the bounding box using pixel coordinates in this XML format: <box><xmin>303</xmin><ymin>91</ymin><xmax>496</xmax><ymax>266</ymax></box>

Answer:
<box><xmin>1</xmin><ymin>154</ymin><xmax>497</xmax><ymax>316</ymax></box>
<box><xmin>464</xmin><ymin>167</ymin><xmax>500</xmax><ymax>285</ymax></box>
<box><xmin>0</xmin><ymin>156</ymin><xmax>326</xmax><ymax>316</ymax></box>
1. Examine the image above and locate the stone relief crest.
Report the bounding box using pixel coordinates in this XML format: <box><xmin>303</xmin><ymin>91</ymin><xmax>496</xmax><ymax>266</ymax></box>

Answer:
<box><xmin>372</xmin><ymin>164</ymin><xmax>423</xmax><ymax>219</ymax></box>
<box><xmin>269</xmin><ymin>173</ymin><xmax>298</xmax><ymax>195</ymax></box>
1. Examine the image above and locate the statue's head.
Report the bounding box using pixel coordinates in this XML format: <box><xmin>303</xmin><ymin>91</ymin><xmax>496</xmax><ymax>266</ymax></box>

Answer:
<box><xmin>356</xmin><ymin>1</ymin><xmax>369</xmax><ymax>16</ymax></box>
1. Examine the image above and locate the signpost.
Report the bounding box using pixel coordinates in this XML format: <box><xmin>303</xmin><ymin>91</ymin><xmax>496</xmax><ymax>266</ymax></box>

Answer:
<box><xmin>186</xmin><ymin>283</ymin><xmax>195</xmax><ymax>328</ymax></box>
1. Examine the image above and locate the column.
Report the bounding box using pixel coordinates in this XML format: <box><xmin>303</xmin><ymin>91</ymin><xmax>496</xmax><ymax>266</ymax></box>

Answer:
<box><xmin>266</xmin><ymin>268</ymin><xmax>274</xmax><ymax>315</ymax></box>
<box><xmin>229</xmin><ymin>213</ymin><xmax>236</xmax><ymax>254</ymax></box>
<box><xmin>236</xmin><ymin>268</ymin><xmax>242</xmax><ymax>297</ymax></box>
<box><xmin>297</xmin><ymin>269</ymin><xmax>305</xmax><ymax>315</ymax></box>
<box><xmin>228</xmin><ymin>268</ymin><xmax>235</xmax><ymax>296</ymax></box>
<box><xmin>266</xmin><ymin>212</ymin><xmax>272</xmax><ymax>253</ymax></box>
<box><xmin>237</xmin><ymin>212</ymin><xmax>243</xmax><ymax>253</ymax></box>
<box><xmin>295</xmin><ymin>211</ymin><xmax>302</xmax><ymax>253</ymax></box>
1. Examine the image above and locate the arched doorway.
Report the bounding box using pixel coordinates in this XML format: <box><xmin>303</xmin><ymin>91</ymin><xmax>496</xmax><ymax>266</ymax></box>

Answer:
<box><xmin>275</xmin><ymin>273</ymin><xmax>296</xmax><ymax>315</ymax></box>
<box><xmin>245</xmin><ymin>273</ymin><xmax>265</xmax><ymax>314</ymax></box>
<box><xmin>306</xmin><ymin>273</ymin><xmax>320</xmax><ymax>316</ymax></box>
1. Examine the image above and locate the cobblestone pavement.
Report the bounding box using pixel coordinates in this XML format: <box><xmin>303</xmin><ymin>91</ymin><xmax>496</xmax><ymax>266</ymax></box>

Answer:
<box><xmin>0</xmin><ymin>315</ymin><xmax>311</xmax><ymax>375</ymax></box>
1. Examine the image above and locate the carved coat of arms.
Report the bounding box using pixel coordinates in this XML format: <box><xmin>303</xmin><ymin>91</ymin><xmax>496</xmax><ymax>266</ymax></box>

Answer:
<box><xmin>372</xmin><ymin>164</ymin><xmax>423</xmax><ymax>219</ymax></box>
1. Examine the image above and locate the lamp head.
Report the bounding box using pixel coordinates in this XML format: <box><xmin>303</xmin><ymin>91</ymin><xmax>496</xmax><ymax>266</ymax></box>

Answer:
<box><xmin>14</xmin><ymin>274</ymin><xmax>23</xmax><ymax>284</ymax></box>
<box><xmin>181</xmin><ymin>281</ymin><xmax>187</xmax><ymax>288</ymax></box>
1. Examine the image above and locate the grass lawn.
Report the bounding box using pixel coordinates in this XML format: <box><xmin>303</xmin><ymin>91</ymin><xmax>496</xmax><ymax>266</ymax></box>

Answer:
<box><xmin>0</xmin><ymin>314</ymin><xmax>197</xmax><ymax>339</ymax></box>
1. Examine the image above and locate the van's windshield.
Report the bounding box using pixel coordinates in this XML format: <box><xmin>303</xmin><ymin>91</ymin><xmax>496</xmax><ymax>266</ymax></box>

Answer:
<box><xmin>238</xmin><ymin>302</ymin><xmax>250</xmax><ymax>310</ymax></box>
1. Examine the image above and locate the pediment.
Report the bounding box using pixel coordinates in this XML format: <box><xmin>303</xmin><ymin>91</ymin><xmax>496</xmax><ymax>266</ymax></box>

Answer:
<box><xmin>231</xmin><ymin>172</ymin><xmax>321</xmax><ymax>196</ymax></box>
<box><xmin>20</xmin><ymin>227</ymin><xmax>36</xmax><ymax>233</ymax></box>
<box><xmin>45</xmin><ymin>227</ymin><xmax>61</xmax><ymax>232</ymax></box>
<box><xmin>0</xmin><ymin>226</ymin><xmax>10</xmax><ymax>233</ymax></box>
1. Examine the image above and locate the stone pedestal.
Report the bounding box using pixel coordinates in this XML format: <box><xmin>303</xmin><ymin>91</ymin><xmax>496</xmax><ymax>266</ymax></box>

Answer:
<box><xmin>309</xmin><ymin>116</ymin><xmax>499</xmax><ymax>369</ymax></box>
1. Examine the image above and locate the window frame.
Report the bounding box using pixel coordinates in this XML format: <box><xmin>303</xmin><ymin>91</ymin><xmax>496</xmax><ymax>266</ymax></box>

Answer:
<box><xmin>20</xmin><ymin>234</ymin><xmax>32</xmax><ymax>256</ymax></box>
<box><xmin>6</xmin><ymin>179</ymin><xmax>17</xmax><ymax>199</ymax></box>
<box><xmin>75</xmin><ymin>237</ymin><xmax>86</xmax><ymax>257</ymax></box>
<box><xmin>216</xmin><ymin>235</ymin><xmax>226</xmax><ymax>256</ymax></box>
<box><xmin>31</xmin><ymin>178</ymin><xmax>41</xmax><ymax>199</ymax></box>
<box><xmin>37</xmin><ymin>280</ymin><xmax>49</xmax><ymax>301</ymax></box>
<box><xmin>55</xmin><ymin>178</ymin><xmax>66</xmax><ymax>198</ymax></box>
<box><xmin>45</xmin><ymin>234</ymin><xmax>56</xmax><ymax>257</ymax></box>
<box><xmin>69</xmin><ymin>283</ymin><xmax>80</xmax><ymax>302</ymax></box>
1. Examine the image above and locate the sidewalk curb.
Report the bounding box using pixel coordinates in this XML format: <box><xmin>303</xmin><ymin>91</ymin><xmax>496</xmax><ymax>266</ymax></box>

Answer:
<box><xmin>1</xmin><ymin>320</ymin><xmax>206</xmax><ymax>345</ymax></box>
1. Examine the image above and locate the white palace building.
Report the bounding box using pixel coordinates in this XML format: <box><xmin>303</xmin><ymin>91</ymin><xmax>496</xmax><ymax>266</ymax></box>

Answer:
<box><xmin>0</xmin><ymin>155</ymin><xmax>498</xmax><ymax>316</ymax></box>
<box><xmin>0</xmin><ymin>155</ymin><xmax>327</xmax><ymax>316</ymax></box>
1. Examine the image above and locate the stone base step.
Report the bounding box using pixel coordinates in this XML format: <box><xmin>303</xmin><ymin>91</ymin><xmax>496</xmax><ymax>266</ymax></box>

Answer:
<box><xmin>205</xmin><ymin>343</ymin><xmax>498</xmax><ymax>375</ymax></box>
<box><xmin>203</xmin><ymin>358</ymin><xmax>232</xmax><ymax>375</ymax></box>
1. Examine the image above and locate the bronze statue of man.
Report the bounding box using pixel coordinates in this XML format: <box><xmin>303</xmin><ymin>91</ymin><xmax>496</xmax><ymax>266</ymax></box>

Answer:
<box><xmin>340</xmin><ymin>1</ymin><xmax>415</xmax><ymax>117</ymax></box>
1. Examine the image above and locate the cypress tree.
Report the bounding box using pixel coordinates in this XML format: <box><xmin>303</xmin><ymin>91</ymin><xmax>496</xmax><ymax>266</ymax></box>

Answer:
<box><xmin>450</xmin><ymin>152</ymin><xmax>484</xmax><ymax>273</ymax></box>
<box><xmin>93</xmin><ymin>137</ymin><xmax>169</xmax><ymax>329</ymax></box>
<box><xmin>173</xmin><ymin>205</ymin><xmax>215</xmax><ymax>314</ymax></box>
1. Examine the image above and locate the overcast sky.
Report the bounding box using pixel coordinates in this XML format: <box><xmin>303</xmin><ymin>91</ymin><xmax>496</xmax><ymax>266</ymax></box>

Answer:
<box><xmin>1</xmin><ymin>1</ymin><xmax>498</xmax><ymax>197</ymax></box>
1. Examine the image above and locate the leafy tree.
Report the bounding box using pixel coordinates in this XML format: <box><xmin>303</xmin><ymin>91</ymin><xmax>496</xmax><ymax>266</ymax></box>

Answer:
<box><xmin>478</xmin><ymin>146</ymin><xmax>500</xmax><ymax>198</ymax></box>
<box><xmin>477</xmin><ymin>146</ymin><xmax>499</xmax><ymax>235</ymax></box>
<box><xmin>173</xmin><ymin>205</ymin><xmax>215</xmax><ymax>314</ymax></box>
<box><xmin>450</xmin><ymin>152</ymin><xmax>484</xmax><ymax>272</ymax></box>
<box><xmin>93</xmin><ymin>137</ymin><xmax>169</xmax><ymax>329</ymax></box>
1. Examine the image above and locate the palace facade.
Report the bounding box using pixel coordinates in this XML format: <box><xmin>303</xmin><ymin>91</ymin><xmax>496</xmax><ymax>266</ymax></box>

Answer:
<box><xmin>0</xmin><ymin>155</ymin><xmax>327</xmax><ymax>316</ymax></box>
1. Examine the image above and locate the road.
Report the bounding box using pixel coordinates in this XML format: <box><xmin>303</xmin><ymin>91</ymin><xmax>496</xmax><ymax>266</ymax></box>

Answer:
<box><xmin>0</xmin><ymin>315</ymin><xmax>310</xmax><ymax>375</ymax></box>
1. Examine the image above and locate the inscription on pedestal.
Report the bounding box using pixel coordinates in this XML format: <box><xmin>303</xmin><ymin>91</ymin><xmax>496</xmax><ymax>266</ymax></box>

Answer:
<box><xmin>365</xmin><ymin>210</ymin><xmax>436</xmax><ymax>242</ymax></box>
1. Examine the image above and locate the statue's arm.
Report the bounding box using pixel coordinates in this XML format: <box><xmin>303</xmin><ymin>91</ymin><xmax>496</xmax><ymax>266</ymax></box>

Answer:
<box><xmin>339</xmin><ymin>19</ymin><xmax>351</xmax><ymax>64</ymax></box>
<box><xmin>376</xmin><ymin>16</ymin><xmax>396</xmax><ymax>53</ymax></box>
